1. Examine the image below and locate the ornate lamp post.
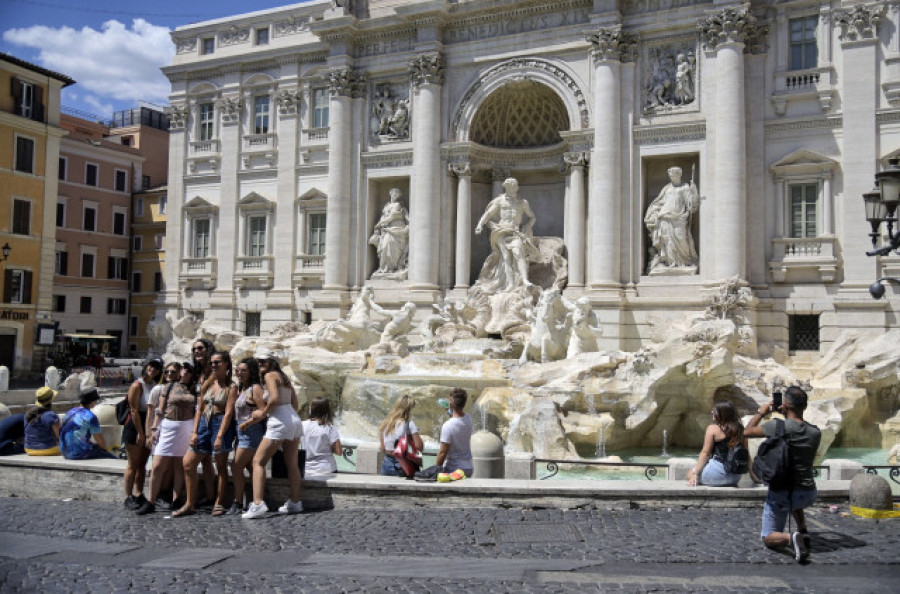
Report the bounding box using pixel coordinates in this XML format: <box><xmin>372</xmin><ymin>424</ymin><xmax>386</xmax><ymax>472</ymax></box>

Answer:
<box><xmin>865</xmin><ymin>159</ymin><xmax>900</xmax><ymax>298</ymax></box>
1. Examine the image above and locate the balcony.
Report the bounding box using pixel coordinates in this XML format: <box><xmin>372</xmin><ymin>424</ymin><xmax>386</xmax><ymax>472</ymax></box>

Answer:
<box><xmin>179</xmin><ymin>257</ymin><xmax>217</xmax><ymax>289</ymax></box>
<box><xmin>190</xmin><ymin>139</ymin><xmax>220</xmax><ymax>154</ymax></box>
<box><xmin>235</xmin><ymin>255</ymin><xmax>274</xmax><ymax>289</ymax></box>
<box><xmin>770</xmin><ymin>66</ymin><xmax>835</xmax><ymax>115</ymax></box>
<box><xmin>242</xmin><ymin>133</ymin><xmax>276</xmax><ymax>152</ymax></box>
<box><xmin>769</xmin><ymin>237</ymin><xmax>839</xmax><ymax>283</ymax></box>
<box><xmin>292</xmin><ymin>254</ymin><xmax>325</xmax><ymax>286</ymax></box>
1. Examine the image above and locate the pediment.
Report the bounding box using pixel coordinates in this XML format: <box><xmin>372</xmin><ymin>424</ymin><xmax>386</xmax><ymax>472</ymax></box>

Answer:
<box><xmin>297</xmin><ymin>188</ymin><xmax>327</xmax><ymax>202</ymax></box>
<box><xmin>184</xmin><ymin>195</ymin><xmax>218</xmax><ymax>213</ymax></box>
<box><xmin>238</xmin><ymin>191</ymin><xmax>275</xmax><ymax>208</ymax></box>
<box><xmin>770</xmin><ymin>149</ymin><xmax>838</xmax><ymax>176</ymax></box>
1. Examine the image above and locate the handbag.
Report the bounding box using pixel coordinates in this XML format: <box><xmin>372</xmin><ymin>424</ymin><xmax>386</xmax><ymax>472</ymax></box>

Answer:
<box><xmin>115</xmin><ymin>397</ymin><xmax>130</xmax><ymax>425</ymax></box>
<box><xmin>392</xmin><ymin>421</ymin><xmax>423</xmax><ymax>477</ymax></box>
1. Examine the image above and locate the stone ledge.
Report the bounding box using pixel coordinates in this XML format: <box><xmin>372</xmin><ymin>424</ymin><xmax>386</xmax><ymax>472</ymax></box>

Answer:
<box><xmin>0</xmin><ymin>455</ymin><xmax>851</xmax><ymax>510</ymax></box>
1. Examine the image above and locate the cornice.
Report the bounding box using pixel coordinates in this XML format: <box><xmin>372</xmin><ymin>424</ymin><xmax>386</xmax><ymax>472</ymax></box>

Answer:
<box><xmin>764</xmin><ymin>115</ymin><xmax>842</xmax><ymax>135</ymax></box>
<box><xmin>632</xmin><ymin>121</ymin><xmax>706</xmax><ymax>145</ymax></box>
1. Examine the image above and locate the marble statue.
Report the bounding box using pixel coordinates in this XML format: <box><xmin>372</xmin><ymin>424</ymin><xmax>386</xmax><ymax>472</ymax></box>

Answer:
<box><xmin>370</xmin><ymin>302</ymin><xmax>417</xmax><ymax>357</ymax></box>
<box><xmin>519</xmin><ymin>288</ymin><xmax>570</xmax><ymax>364</ymax></box>
<box><xmin>674</xmin><ymin>53</ymin><xmax>695</xmax><ymax>105</ymax></box>
<box><xmin>475</xmin><ymin>177</ymin><xmax>540</xmax><ymax>292</ymax></box>
<box><xmin>566</xmin><ymin>296</ymin><xmax>601</xmax><ymax>358</ymax></box>
<box><xmin>316</xmin><ymin>286</ymin><xmax>390</xmax><ymax>351</ymax></box>
<box><xmin>369</xmin><ymin>188</ymin><xmax>409</xmax><ymax>278</ymax></box>
<box><xmin>644</xmin><ymin>166</ymin><xmax>700</xmax><ymax>274</ymax></box>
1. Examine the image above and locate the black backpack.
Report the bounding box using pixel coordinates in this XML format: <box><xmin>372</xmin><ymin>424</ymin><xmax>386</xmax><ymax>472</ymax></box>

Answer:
<box><xmin>723</xmin><ymin>442</ymin><xmax>750</xmax><ymax>475</ymax></box>
<box><xmin>751</xmin><ymin>419</ymin><xmax>791</xmax><ymax>488</ymax></box>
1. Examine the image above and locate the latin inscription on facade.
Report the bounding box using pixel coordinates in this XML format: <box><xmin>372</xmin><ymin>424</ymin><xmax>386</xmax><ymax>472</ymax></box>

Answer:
<box><xmin>355</xmin><ymin>37</ymin><xmax>415</xmax><ymax>58</ymax></box>
<box><xmin>445</xmin><ymin>9</ymin><xmax>590</xmax><ymax>44</ymax></box>
<box><xmin>623</xmin><ymin>0</ymin><xmax>708</xmax><ymax>16</ymax></box>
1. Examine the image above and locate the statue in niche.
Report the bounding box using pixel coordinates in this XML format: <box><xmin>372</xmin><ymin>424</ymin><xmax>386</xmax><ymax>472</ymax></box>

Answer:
<box><xmin>644</xmin><ymin>47</ymin><xmax>696</xmax><ymax>112</ymax></box>
<box><xmin>369</xmin><ymin>188</ymin><xmax>409</xmax><ymax>279</ymax></box>
<box><xmin>475</xmin><ymin>177</ymin><xmax>541</xmax><ymax>292</ymax></box>
<box><xmin>644</xmin><ymin>166</ymin><xmax>700</xmax><ymax>275</ymax></box>
<box><xmin>371</xmin><ymin>87</ymin><xmax>409</xmax><ymax>141</ymax></box>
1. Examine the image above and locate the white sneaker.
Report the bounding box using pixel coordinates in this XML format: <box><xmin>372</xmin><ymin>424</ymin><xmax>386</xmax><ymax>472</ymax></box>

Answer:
<box><xmin>241</xmin><ymin>501</ymin><xmax>268</xmax><ymax>519</ymax></box>
<box><xmin>278</xmin><ymin>500</ymin><xmax>303</xmax><ymax>514</ymax></box>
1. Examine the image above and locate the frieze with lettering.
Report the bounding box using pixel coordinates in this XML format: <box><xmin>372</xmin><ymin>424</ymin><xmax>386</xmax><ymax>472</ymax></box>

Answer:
<box><xmin>1</xmin><ymin>310</ymin><xmax>29</xmax><ymax>321</ymax></box>
<box><xmin>623</xmin><ymin>0</ymin><xmax>709</xmax><ymax>16</ymax></box>
<box><xmin>445</xmin><ymin>8</ymin><xmax>590</xmax><ymax>44</ymax></box>
<box><xmin>355</xmin><ymin>36</ymin><xmax>415</xmax><ymax>58</ymax></box>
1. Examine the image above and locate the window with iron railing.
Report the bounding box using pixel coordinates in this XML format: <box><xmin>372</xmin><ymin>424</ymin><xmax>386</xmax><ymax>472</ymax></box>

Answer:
<box><xmin>789</xmin><ymin>314</ymin><xmax>819</xmax><ymax>351</ymax></box>
<box><xmin>790</xmin><ymin>16</ymin><xmax>817</xmax><ymax>71</ymax></box>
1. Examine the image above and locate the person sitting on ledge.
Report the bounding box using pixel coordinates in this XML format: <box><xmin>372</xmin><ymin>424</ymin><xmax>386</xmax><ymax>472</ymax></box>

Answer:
<box><xmin>435</xmin><ymin>388</ymin><xmax>474</xmax><ymax>478</ymax></box>
<box><xmin>24</xmin><ymin>386</ymin><xmax>61</xmax><ymax>456</ymax></box>
<box><xmin>687</xmin><ymin>400</ymin><xmax>746</xmax><ymax>487</ymax></box>
<box><xmin>0</xmin><ymin>413</ymin><xmax>26</xmax><ymax>456</ymax></box>
<box><xmin>59</xmin><ymin>389</ymin><xmax>116</xmax><ymax>460</ymax></box>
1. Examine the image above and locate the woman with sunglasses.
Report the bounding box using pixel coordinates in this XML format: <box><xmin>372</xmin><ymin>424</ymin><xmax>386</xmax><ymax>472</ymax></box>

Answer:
<box><xmin>228</xmin><ymin>357</ymin><xmax>267</xmax><ymax>514</ymax></box>
<box><xmin>122</xmin><ymin>358</ymin><xmax>163</xmax><ymax>510</ymax></box>
<box><xmin>242</xmin><ymin>349</ymin><xmax>303</xmax><ymax>519</ymax></box>
<box><xmin>175</xmin><ymin>351</ymin><xmax>237</xmax><ymax>517</ymax></box>
<box><xmin>687</xmin><ymin>400</ymin><xmax>746</xmax><ymax>487</ymax></box>
<box><xmin>136</xmin><ymin>362</ymin><xmax>198</xmax><ymax>515</ymax></box>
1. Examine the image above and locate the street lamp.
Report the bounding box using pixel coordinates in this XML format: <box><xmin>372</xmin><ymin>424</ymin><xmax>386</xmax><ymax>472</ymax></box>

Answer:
<box><xmin>865</xmin><ymin>158</ymin><xmax>900</xmax><ymax>257</ymax></box>
<box><xmin>1</xmin><ymin>243</ymin><xmax>9</xmax><ymax>261</ymax></box>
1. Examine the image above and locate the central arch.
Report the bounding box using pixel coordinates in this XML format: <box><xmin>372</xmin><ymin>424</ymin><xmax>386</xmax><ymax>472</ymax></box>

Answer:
<box><xmin>451</xmin><ymin>57</ymin><xmax>590</xmax><ymax>142</ymax></box>
<box><xmin>470</xmin><ymin>80</ymin><xmax>569</xmax><ymax>148</ymax></box>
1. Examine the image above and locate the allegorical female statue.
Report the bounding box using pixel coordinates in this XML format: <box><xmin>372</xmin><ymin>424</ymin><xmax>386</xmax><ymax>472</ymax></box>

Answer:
<box><xmin>644</xmin><ymin>166</ymin><xmax>700</xmax><ymax>275</ymax></box>
<box><xmin>369</xmin><ymin>188</ymin><xmax>409</xmax><ymax>278</ymax></box>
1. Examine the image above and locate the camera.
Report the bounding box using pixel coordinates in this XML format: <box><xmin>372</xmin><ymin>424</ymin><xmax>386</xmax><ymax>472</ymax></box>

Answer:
<box><xmin>772</xmin><ymin>391</ymin><xmax>783</xmax><ymax>411</ymax></box>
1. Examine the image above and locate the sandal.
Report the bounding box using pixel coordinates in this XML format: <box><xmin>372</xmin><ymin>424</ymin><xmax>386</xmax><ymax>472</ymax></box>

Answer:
<box><xmin>211</xmin><ymin>504</ymin><xmax>226</xmax><ymax>517</ymax></box>
<box><xmin>172</xmin><ymin>507</ymin><xmax>196</xmax><ymax>518</ymax></box>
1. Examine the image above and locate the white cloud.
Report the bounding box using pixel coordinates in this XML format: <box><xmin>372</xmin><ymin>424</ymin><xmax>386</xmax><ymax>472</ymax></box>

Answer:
<box><xmin>3</xmin><ymin>19</ymin><xmax>174</xmax><ymax>106</ymax></box>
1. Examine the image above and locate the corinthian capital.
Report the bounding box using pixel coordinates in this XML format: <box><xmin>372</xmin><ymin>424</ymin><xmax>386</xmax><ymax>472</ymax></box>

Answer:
<box><xmin>166</xmin><ymin>103</ymin><xmax>189</xmax><ymax>130</ymax></box>
<box><xmin>698</xmin><ymin>6</ymin><xmax>769</xmax><ymax>53</ymax></box>
<box><xmin>409</xmin><ymin>53</ymin><xmax>445</xmax><ymax>87</ymax></box>
<box><xmin>563</xmin><ymin>151</ymin><xmax>589</xmax><ymax>170</ymax></box>
<box><xmin>833</xmin><ymin>3</ymin><xmax>885</xmax><ymax>42</ymax></box>
<box><xmin>328</xmin><ymin>67</ymin><xmax>366</xmax><ymax>98</ymax></box>
<box><xmin>586</xmin><ymin>25</ymin><xmax>638</xmax><ymax>63</ymax></box>
<box><xmin>449</xmin><ymin>161</ymin><xmax>472</xmax><ymax>177</ymax></box>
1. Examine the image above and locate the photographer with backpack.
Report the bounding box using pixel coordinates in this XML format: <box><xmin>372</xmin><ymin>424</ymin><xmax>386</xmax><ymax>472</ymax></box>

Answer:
<box><xmin>745</xmin><ymin>386</ymin><xmax>821</xmax><ymax>563</ymax></box>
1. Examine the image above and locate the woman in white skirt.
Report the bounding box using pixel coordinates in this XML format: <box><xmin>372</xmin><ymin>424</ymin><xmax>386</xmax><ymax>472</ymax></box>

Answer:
<box><xmin>242</xmin><ymin>349</ymin><xmax>304</xmax><ymax>519</ymax></box>
<box><xmin>136</xmin><ymin>363</ymin><xmax>198</xmax><ymax>515</ymax></box>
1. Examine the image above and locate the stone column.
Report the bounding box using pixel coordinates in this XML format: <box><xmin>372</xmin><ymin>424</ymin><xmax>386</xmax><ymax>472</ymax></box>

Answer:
<box><xmin>564</xmin><ymin>152</ymin><xmax>588</xmax><ymax>287</ymax></box>
<box><xmin>408</xmin><ymin>53</ymin><xmax>445</xmax><ymax>291</ymax></box>
<box><xmin>586</xmin><ymin>25</ymin><xmax>636</xmax><ymax>289</ymax></box>
<box><xmin>163</xmin><ymin>103</ymin><xmax>188</xmax><ymax>309</ymax></box>
<box><xmin>823</xmin><ymin>174</ymin><xmax>833</xmax><ymax>235</ymax></box>
<box><xmin>833</xmin><ymin>4</ymin><xmax>884</xmax><ymax>288</ymax></box>
<box><xmin>215</xmin><ymin>94</ymin><xmax>242</xmax><ymax>296</ymax></box>
<box><xmin>323</xmin><ymin>67</ymin><xmax>363</xmax><ymax>290</ymax></box>
<box><xmin>274</xmin><ymin>87</ymin><xmax>301</xmax><ymax>298</ymax></box>
<box><xmin>699</xmin><ymin>7</ymin><xmax>768</xmax><ymax>280</ymax></box>
<box><xmin>450</xmin><ymin>162</ymin><xmax>473</xmax><ymax>289</ymax></box>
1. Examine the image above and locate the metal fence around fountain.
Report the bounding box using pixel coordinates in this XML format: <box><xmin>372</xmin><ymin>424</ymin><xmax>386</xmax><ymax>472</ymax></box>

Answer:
<box><xmin>863</xmin><ymin>465</ymin><xmax>900</xmax><ymax>485</ymax></box>
<box><xmin>537</xmin><ymin>458</ymin><xmax>668</xmax><ymax>481</ymax></box>
<box><xmin>341</xmin><ymin>445</ymin><xmax>356</xmax><ymax>470</ymax></box>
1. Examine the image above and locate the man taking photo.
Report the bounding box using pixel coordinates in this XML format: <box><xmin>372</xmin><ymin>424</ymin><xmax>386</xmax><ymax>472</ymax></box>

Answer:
<box><xmin>745</xmin><ymin>386</ymin><xmax>821</xmax><ymax>563</ymax></box>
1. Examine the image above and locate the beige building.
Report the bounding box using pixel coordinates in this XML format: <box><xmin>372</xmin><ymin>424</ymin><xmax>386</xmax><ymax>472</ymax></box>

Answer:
<box><xmin>0</xmin><ymin>53</ymin><xmax>72</xmax><ymax>376</ymax></box>
<box><xmin>129</xmin><ymin>185</ymin><xmax>167</xmax><ymax>354</ymax></box>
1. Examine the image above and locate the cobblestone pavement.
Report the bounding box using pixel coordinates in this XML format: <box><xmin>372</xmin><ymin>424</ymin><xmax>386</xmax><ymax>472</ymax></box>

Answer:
<box><xmin>0</xmin><ymin>497</ymin><xmax>897</xmax><ymax>592</ymax></box>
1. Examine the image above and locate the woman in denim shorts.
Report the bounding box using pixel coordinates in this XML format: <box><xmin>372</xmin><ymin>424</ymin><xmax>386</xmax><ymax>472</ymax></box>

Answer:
<box><xmin>228</xmin><ymin>357</ymin><xmax>267</xmax><ymax>515</ymax></box>
<box><xmin>175</xmin><ymin>351</ymin><xmax>237</xmax><ymax>518</ymax></box>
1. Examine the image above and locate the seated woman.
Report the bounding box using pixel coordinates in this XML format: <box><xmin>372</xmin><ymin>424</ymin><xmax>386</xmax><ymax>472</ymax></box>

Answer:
<box><xmin>378</xmin><ymin>394</ymin><xmax>423</xmax><ymax>477</ymax></box>
<box><xmin>302</xmin><ymin>397</ymin><xmax>342</xmax><ymax>476</ymax></box>
<box><xmin>24</xmin><ymin>387</ymin><xmax>60</xmax><ymax>456</ymax></box>
<box><xmin>688</xmin><ymin>400</ymin><xmax>746</xmax><ymax>487</ymax></box>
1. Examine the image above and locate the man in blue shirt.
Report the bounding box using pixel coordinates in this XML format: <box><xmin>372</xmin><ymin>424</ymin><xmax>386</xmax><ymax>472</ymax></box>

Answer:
<box><xmin>59</xmin><ymin>390</ymin><xmax>115</xmax><ymax>460</ymax></box>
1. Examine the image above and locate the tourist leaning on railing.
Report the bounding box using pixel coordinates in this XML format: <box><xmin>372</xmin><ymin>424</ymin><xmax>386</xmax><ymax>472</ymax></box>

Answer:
<box><xmin>687</xmin><ymin>400</ymin><xmax>746</xmax><ymax>487</ymax></box>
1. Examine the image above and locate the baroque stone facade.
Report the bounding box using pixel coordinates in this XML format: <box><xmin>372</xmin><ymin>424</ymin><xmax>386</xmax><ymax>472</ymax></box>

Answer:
<box><xmin>161</xmin><ymin>0</ymin><xmax>900</xmax><ymax>355</ymax></box>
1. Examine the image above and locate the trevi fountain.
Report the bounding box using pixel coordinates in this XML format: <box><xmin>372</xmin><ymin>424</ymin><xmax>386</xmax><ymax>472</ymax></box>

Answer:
<box><xmin>145</xmin><ymin>174</ymin><xmax>899</xmax><ymax>475</ymax></box>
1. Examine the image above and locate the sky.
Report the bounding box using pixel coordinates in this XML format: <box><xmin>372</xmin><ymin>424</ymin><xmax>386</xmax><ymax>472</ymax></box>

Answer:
<box><xmin>0</xmin><ymin>0</ymin><xmax>311</xmax><ymax>119</ymax></box>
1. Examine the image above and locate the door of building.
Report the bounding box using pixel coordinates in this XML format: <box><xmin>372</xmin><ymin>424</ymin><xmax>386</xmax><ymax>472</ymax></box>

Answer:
<box><xmin>0</xmin><ymin>335</ymin><xmax>15</xmax><ymax>372</ymax></box>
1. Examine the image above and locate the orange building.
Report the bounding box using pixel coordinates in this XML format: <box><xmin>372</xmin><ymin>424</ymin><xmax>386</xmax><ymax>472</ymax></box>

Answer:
<box><xmin>0</xmin><ymin>53</ymin><xmax>73</xmax><ymax>376</ymax></box>
<box><xmin>54</xmin><ymin>115</ymin><xmax>145</xmax><ymax>358</ymax></box>
<box><xmin>129</xmin><ymin>184</ymin><xmax>167</xmax><ymax>354</ymax></box>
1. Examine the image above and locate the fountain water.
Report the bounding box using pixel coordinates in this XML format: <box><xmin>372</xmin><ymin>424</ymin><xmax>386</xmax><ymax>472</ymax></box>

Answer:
<box><xmin>660</xmin><ymin>429</ymin><xmax>670</xmax><ymax>458</ymax></box>
<box><xmin>595</xmin><ymin>425</ymin><xmax>607</xmax><ymax>459</ymax></box>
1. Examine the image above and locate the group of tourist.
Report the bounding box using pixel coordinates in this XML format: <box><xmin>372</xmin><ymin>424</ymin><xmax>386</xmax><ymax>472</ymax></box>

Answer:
<box><xmin>688</xmin><ymin>388</ymin><xmax>822</xmax><ymax>563</ymax></box>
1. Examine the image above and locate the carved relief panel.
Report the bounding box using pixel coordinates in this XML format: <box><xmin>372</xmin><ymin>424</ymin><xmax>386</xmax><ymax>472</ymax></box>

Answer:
<box><xmin>369</xmin><ymin>82</ymin><xmax>410</xmax><ymax>145</ymax></box>
<box><xmin>641</xmin><ymin>39</ymin><xmax>699</xmax><ymax>115</ymax></box>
